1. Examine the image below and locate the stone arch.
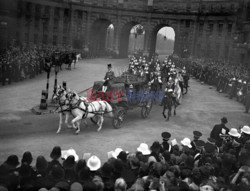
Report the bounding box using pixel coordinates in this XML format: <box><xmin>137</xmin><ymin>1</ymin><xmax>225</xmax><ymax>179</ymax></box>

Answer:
<box><xmin>118</xmin><ymin>20</ymin><xmax>145</xmax><ymax>58</ymax></box>
<box><xmin>89</xmin><ymin>17</ymin><xmax>113</xmax><ymax>57</ymax></box>
<box><xmin>149</xmin><ymin>22</ymin><xmax>177</xmax><ymax>57</ymax></box>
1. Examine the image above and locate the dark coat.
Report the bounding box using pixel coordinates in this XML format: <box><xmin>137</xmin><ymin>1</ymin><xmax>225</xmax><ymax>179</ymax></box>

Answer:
<box><xmin>210</xmin><ymin>123</ymin><xmax>229</xmax><ymax>147</ymax></box>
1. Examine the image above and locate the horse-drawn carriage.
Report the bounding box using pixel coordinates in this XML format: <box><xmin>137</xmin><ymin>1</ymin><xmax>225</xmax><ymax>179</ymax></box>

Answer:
<box><xmin>89</xmin><ymin>72</ymin><xmax>153</xmax><ymax>129</ymax></box>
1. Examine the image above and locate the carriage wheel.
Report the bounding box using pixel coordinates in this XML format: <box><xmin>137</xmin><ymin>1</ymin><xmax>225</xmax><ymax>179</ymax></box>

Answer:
<box><xmin>141</xmin><ymin>99</ymin><xmax>153</xmax><ymax>119</ymax></box>
<box><xmin>112</xmin><ymin>108</ymin><xmax>126</xmax><ymax>129</ymax></box>
<box><xmin>90</xmin><ymin>116</ymin><xmax>99</xmax><ymax>125</ymax></box>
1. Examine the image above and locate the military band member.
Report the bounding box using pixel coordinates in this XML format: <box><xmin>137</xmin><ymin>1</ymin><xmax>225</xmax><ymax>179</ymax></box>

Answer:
<box><xmin>102</xmin><ymin>64</ymin><xmax>115</xmax><ymax>93</ymax></box>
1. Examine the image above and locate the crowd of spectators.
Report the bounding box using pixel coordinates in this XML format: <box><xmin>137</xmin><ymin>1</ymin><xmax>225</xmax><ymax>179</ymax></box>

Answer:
<box><xmin>1</xmin><ymin>117</ymin><xmax>250</xmax><ymax>191</ymax></box>
<box><xmin>172</xmin><ymin>57</ymin><xmax>250</xmax><ymax>113</ymax></box>
<box><xmin>0</xmin><ymin>45</ymin><xmax>79</xmax><ymax>86</ymax></box>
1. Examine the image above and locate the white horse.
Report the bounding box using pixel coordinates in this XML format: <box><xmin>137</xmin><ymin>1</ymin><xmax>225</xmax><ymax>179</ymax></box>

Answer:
<box><xmin>53</xmin><ymin>86</ymin><xmax>88</xmax><ymax>134</ymax></box>
<box><xmin>52</xmin><ymin>86</ymin><xmax>73</xmax><ymax>134</ymax></box>
<box><xmin>66</xmin><ymin>91</ymin><xmax>113</xmax><ymax>134</ymax></box>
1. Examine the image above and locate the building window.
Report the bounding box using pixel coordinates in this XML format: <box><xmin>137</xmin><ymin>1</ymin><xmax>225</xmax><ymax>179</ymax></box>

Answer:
<box><xmin>53</xmin><ymin>19</ymin><xmax>59</xmax><ymax>32</ymax></box>
<box><xmin>34</xmin><ymin>19</ymin><xmax>39</xmax><ymax>29</ymax></box>
<box><xmin>54</xmin><ymin>7</ymin><xmax>60</xmax><ymax>18</ymax></box>
<box><xmin>35</xmin><ymin>4</ymin><xmax>41</xmax><ymax>18</ymax></box>
<box><xmin>44</xmin><ymin>6</ymin><xmax>50</xmax><ymax>15</ymax></box>
<box><xmin>63</xmin><ymin>36</ymin><xmax>68</xmax><ymax>44</ymax></box>
<box><xmin>43</xmin><ymin>34</ymin><xmax>48</xmax><ymax>44</ymax></box>
<box><xmin>64</xmin><ymin>9</ymin><xmax>70</xmax><ymax>17</ymax></box>
<box><xmin>218</xmin><ymin>24</ymin><xmax>223</xmax><ymax>36</ymax></box>
<box><xmin>199</xmin><ymin>23</ymin><xmax>204</xmax><ymax>33</ymax></box>
<box><xmin>77</xmin><ymin>10</ymin><xmax>83</xmax><ymax>19</ymax></box>
<box><xmin>186</xmin><ymin>20</ymin><xmax>190</xmax><ymax>28</ymax></box>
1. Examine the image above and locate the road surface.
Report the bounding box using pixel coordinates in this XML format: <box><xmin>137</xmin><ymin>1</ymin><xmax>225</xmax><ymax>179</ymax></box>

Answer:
<box><xmin>0</xmin><ymin>58</ymin><xmax>249</xmax><ymax>165</ymax></box>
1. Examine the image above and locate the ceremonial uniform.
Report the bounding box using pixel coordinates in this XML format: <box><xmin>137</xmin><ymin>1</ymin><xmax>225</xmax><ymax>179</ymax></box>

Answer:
<box><xmin>161</xmin><ymin>132</ymin><xmax>172</xmax><ymax>152</ymax></box>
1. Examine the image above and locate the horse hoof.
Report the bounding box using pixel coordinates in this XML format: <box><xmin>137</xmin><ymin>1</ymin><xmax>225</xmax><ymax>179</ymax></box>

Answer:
<box><xmin>75</xmin><ymin>131</ymin><xmax>80</xmax><ymax>135</ymax></box>
<box><xmin>56</xmin><ymin>130</ymin><xmax>60</xmax><ymax>134</ymax></box>
<box><xmin>97</xmin><ymin>128</ymin><xmax>101</xmax><ymax>132</ymax></box>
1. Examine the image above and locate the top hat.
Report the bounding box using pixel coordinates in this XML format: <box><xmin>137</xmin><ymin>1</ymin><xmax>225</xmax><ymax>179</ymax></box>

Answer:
<box><xmin>161</xmin><ymin>132</ymin><xmax>171</xmax><ymax>141</ymax></box>
<box><xmin>107</xmin><ymin>64</ymin><xmax>112</xmax><ymax>68</ymax></box>
<box><xmin>193</xmin><ymin>131</ymin><xmax>202</xmax><ymax>139</ymax></box>
<box><xmin>221</xmin><ymin>117</ymin><xmax>228</xmax><ymax>124</ymax></box>
<box><xmin>5</xmin><ymin>155</ymin><xmax>20</xmax><ymax>167</ymax></box>
<box><xmin>50</xmin><ymin>146</ymin><xmax>62</xmax><ymax>160</ymax></box>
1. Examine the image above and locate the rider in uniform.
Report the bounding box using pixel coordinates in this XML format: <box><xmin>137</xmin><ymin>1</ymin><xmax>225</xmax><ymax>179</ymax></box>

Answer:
<box><xmin>102</xmin><ymin>64</ymin><xmax>115</xmax><ymax>93</ymax></box>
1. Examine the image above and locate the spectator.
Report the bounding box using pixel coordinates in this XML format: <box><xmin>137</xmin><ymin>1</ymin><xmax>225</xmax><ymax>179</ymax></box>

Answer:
<box><xmin>210</xmin><ymin>117</ymin><xmax>229</xmax><ymax>147</ymax></box>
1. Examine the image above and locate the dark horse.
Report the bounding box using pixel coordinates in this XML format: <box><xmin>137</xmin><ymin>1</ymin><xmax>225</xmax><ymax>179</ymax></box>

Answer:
<box><xmin>162</xmin><ymin>91</ymin><xmax>178</xmax><ymax>121</ymax></box>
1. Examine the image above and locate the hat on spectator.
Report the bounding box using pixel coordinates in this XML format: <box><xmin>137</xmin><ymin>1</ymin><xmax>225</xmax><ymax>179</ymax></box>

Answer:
<box><xmin>221</xmin><ymin>117</ymin><xmax>228</xmax><ymax>124</ymax></box>
<box><xmin>50</xmin><ymin>165</ymin><xmax>65</xmax><ymax>180</ymax></box>
<box><xmin>38</xmin><ymin>188</ymin><xmax>49</xmax><ymax>191</ymax></box>
<box><xmin>195</xmin><ymin>140</ymin><xmax>205</xmax><ymax>149</ymax></box>
<box><xmin>87</xmin><ymin>155</ymin><xmax>101</xmax><ymax>171</ymax></box>
<box><xmin>111</xmin><ymin>148</ymin><xmax>123</xmax><ymax>159</ymax></box>
<box><xmin>101</xmin><ymin>162</ymin><xmax>113</xmax><ymax>178</ymax></box>
<box><xmin>137</xmin><ymin>143</ymin><xmax>151</xmax><ymax>155</ymax></box>
<box><xmin>107</xmin><ymin>64</ymin><xmax>112</xmax><ymax>68</ymax></box>
<box><xmin>79</xmin><ymin>166</ymin><xmax>91</xmax><ymax>181</ymax></box>
<box><xmin>50</xmin><ymin>146</ymin><xmax>62</xmax><ymax>160</ymax></box>
<box><xmin>181</xmin><ymin>138</ymin><xmax>192</xmax><ymax>148</ymax></box>
<box><xmin>161</xmin><ymin>132</ymin><xmax>171</xmax><ymax>141</ymax></box>
<box><xmin>228</xmin><ymin>128</ymin><xmax>241</xmax><ymax>137</ymax></box>
<box><xmin>129</xmin><ymin>156</ymin><xmax>140</xmax><ymax>170</ymax></box>
<box><xmin>70</xmin><ymin>182</ymin><xmax>83</xmax><ymax>191</ymax></box>
<box><xmin>193</xmin><ymin>131</ymin><xmax>202</xmax><ymax>139</ymax></box>
<box><xmin>118</xmin><ymin>151</ymin><xmax>128</xmax><ymax>162</ymax></box>
<box><xmin>21</xmin><ymin>151</ymin><xmax>33</xmax><ymax>164</ymax></box>
<box><xmin>207</xmin><ymin>138</ymin><xmax>216</xmax><ymax>145</ymax></box>
<box><xmin>148</xmin><ymin>156</ymin><xmax>157</xmax><ymax>164</ymax></box>
<box><xmin>63</xmin><ymin>155</ymin><xmax>76</xmax><ymax>169</ymax></box>
<box><xmin>55</xmin><ymin>181</ymin><xmax>70</xmax><ymax>191</ymax></box>
<box><xmin>150</xmin><ymin>141</ymin><xmax>162</xmax><ymax>152</ymax></box>
<box><xmin>49</xmin><ymin>187</ymin><xmax>59</xmax><ymax>191</ymax></box>
<box><xmin>36</xmin><ymin>156</ymin><xmax>48</xmax><ymax>172</ymax></box>
<box><xmin>241</xmin><ymin>125</ymin><xmax>250</xmax><ymax>134</ymax></box>
<box><xmin>5</xmin><ymin>155</ymin><xmax>19</xmax><ymax>168</ymax></box>
<box><xmin>204</xmin><ymin>143</ymin><xmax>215</xmax><ymax>153</ymax></box>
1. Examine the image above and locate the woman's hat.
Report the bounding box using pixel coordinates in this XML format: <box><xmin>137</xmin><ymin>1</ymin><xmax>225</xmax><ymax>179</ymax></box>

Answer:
<box><xmin>50</xmin><ymin>146</ymin><xmax>62</xmax><ymax>160</ymax></box>
<box><xmin>228</xmin><ymin>128</ymin><xmax>241</xmax><ymax>137</ymax></box>
<box><xmin>137</xmin><ymin>143</ymin><xmax>151</xmax><ymax>155</ymax></box>
<box><xmin>180</xmin><ymin>138</ymin><xmax>192</xmax><ymax>148</ymax></box>
<box><xmin>87</xmin><ymin>155</ymin><xmax>101</xmax><ymax>171</ymax></box>
<box><xmin>63</xmin><ymin>155</ymin><xmax>76</xmax><ymax>169</ymax></box>
<box><xmin>5</xmin><ymin>155</ymin><xmax>19</xmax><ymax>167</ymax></box>
<box><xmin>241</xmin><ymin>125</ymin><xmax>250</xmax><ymax>134</ymax></box>
<box><xmin>21</xmin><ymin>151</ymin><xmax>33</xmax><ymax>164</ymax></box>
<box><xmin>36</xmin><ymin>156</ymin><xmax>48</xmax><ymax>172</ymax></box>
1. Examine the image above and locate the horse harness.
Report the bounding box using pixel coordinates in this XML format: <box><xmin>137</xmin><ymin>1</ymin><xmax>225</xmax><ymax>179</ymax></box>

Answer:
<box><xmin>69</xmin><ymin>99</ymin><xmax>111</xmax><ymax>119</ymax></box>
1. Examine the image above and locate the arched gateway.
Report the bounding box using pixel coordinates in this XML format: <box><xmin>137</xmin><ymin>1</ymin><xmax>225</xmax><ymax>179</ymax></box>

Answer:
<box><xmin>14</xmin><ymin>0</ymin><xmax>241</xmax><ymax>61</ymax></box>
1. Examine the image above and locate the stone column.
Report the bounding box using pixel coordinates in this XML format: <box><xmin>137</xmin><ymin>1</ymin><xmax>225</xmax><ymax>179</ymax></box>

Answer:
<box><xmin>85</xmin><ymin>8</ymin><xmax>92</xmax><ymax>46</ymax></box>
<box><xmin>113</xmin><ymin>11</ymin><xmax>121</xmax><ymax>56</ymax></box>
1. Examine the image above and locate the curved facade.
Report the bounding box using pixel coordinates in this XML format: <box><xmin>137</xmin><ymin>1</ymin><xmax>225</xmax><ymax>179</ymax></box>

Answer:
<box><xmin>0</xmin><ymin>0</ymin><xmax>249</xmax><ymax>65</ymax></box>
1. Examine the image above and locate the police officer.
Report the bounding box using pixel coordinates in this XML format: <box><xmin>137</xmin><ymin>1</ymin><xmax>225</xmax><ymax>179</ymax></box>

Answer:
<box><xmin>191</xmin><ymin>131</ymin><xmax>202</xmax><ymax>150</ymax></box>
<box><xmin>161</xmin><ymin>132</ymin><xmax>172</xmax><ymax>152</ymax></box>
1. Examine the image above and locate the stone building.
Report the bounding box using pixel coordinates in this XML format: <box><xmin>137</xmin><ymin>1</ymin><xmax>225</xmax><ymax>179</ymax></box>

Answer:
<box><xmin>0</xmin><ymin>0</ymin><xmax>249</xmax><ymax>65</ymax></box>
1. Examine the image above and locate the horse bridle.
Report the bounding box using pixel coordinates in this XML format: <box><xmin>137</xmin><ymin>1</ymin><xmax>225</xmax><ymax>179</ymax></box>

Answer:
<box><xmin>55</xmin><ymin>89</ymin><xmax>71</xmax><ymax>113</ymax></box>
